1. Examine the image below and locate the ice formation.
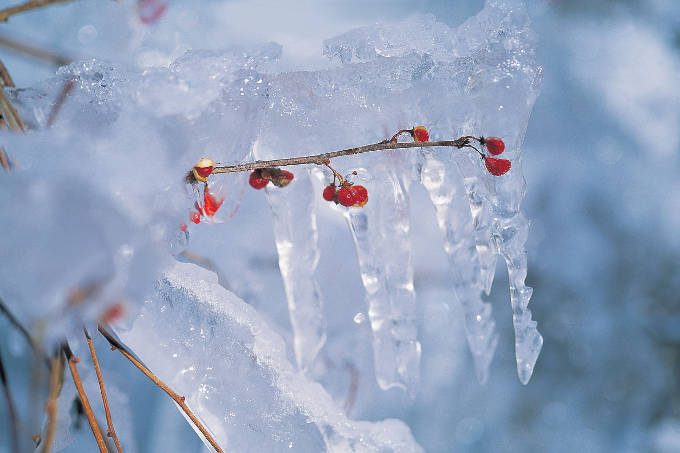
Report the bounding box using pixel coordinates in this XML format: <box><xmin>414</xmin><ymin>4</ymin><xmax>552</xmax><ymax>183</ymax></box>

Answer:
<box><xmin>117</xmin><ymin>261</ymin><xmax>422</xmax><ymax>452</ymax></box>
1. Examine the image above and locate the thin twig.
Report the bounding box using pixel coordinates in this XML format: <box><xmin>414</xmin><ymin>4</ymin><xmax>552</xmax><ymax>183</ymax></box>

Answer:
<box><xmin>0</xmin><ymin>348</ymin><xmax>20</xmax><ymax>453</ymax></box>
<box><xmin>84</xmin><ymin>328</ymin><xmax>123</xmax><ymax>453</ymax></box>
<box><xmin>0</xmin><ymin>0</ymin><xmax>74</xmax><ymax>22</ymax></box>
<box><xmin>62</xmin><ymin>343</ymin><xmax>107</xmax><ymax>453</ymax></box>
<box><xmin>0</xmin><ymin>34</ymin><xmax>72</xmax><ymax>66</ymax></box>
<box><xmin>0</xmin><ymin>59</ymin><xmax>15</xmax><ymax>87</ymax></box>
<box><xmin>0</xmin><ymin>147</ymin><xmax>11</xmax><ymax>170</ymax></box>
<box><xmin>212</xmin><ymin>138</ymin><xmax>470</xmax><ymax>174</ymax></box>
<box><xmin>41</xmin><ymin>351</ymin><xmax>64</xmax><ymax>453</ymax></box>
<box><xmin>0</xmin><ymin>58</ymin><xmax>25</xmax><ymax>132</ymax></box>
<box><xmin>97</xmin><ymin>325</ymin><xmax>224</xmax><ymax>453</ymax></box>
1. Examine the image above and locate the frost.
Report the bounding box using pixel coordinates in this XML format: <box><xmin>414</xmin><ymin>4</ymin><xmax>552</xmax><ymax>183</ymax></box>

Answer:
<box><xmin>117</xmin><ymin>262</ymin><xmax>422</xmax><ymax>452</ymax></box>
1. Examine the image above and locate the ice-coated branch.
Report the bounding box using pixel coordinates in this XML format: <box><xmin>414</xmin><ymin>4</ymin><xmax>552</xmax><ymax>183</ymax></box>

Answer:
<box><xmin>211</xmin><ymin>137</ymin><xmax>476</xmax><ymax>174</ymax></box>
<box><xmin>97</xmin><ymin>325</ymin><xmax>224</xmax><ymax>453</ymax></box>
<box><xmin>62</xmin><ymin>343</ymin><xmax>108</xmax><ymax>453</ymax></box>
<box><xmin>84</xmin><ymin>328</ymin><xmax>123</xmax><ymax>453</ymax></box>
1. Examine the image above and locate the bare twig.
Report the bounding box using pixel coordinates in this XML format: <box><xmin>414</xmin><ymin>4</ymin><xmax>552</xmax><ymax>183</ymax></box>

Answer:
<box><xmin>0</xmin><ymin>0</ymin><xmax>74</xmax><ymax>23</ymax></box>
<box><xmin>0</xmin><ymin>34</ymin><xmax>72</xmax><ymax>66</ymax></box>
<box><xmin>0</xmin><ymin>348</ymin><xmax>20</xmax><ymax>453</ymax></box>
<box><xmin>0</xmin><ymin>59</ymin><xmax>15</xmax><ymax>87</ymax></box>
<box><xmin>62</xmin><ymin>343</ymin><xmax>107</xmax><ymax>453</ymax></box>
<box><xmin>84</xmin><ymin>328</ymin><xmax>123</xmax><ymax>453</ymax></box>
<box><xmin>97</xmin><ymin>325</ymin><xmax>224</xmax><ymax>453</ymax></box>
<box><xmin>211</xmin><ymin>137</ymin><xmax>471</xmax><ymax>174</ymax></box>
<box><xmin>41</xmin><ymin>351</ymin><xmax>64</xmax><ymax>453</ymax></box>
<box><xmin>0</xmin><ymin>147</ymin><xmax>11</xmax><ymax>170</ymax></box>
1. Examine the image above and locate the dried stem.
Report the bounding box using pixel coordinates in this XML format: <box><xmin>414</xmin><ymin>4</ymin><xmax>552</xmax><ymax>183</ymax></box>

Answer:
<box><xmin>62</xmin><ymin>343</ymin><xmax>107</xmax><ymax>453</ymax></box>
<box><xmin>0</xmin><ymin>34</ymin><xmax>72</xmax><ymax>67</ymax></box>
<box><xmin>84</xmin><ymin>328</ymin><xmax>123</xmax><ymax>453</ymax></box>
<box><xmin>0</xmin><ymin>348</ymin><xmax>20</xmax><ymax>453</ymax></box>
<box><xmin>0</xmin><ymin>147</ymin><xmax>12</xmax><ymax>170</ymax></box>
<box><xmin>97</xmin><ymin>325</ymin><xmax>224</xmax><ymax>453</ymax></box>
<box><xmin>41</xmin><ymin>351</ymin><xmax>64</xmax><ymax>453</ymax></box>
<box><xmin>0</xmin><ymin>58</ymin><xmax>26</xmax><ymax>132</ymax></box>
<box><xmin>0</xmin><ymin>59</ymin><xmax>15</xmax><ymax>87</ymax></box>
<box><xmin>0</xmin><ymin>297</ymin><xmax>50</xmax><ymax>367</ymax></box>
<box><xmin>0</xmin><ymin>0</ymin><xmax>74</xmax><ymax>22</ymax></box>
<box><xmin>212</xmin><ymin>137</ymin><xmax>471</xmax><ymax>174</ymax></box>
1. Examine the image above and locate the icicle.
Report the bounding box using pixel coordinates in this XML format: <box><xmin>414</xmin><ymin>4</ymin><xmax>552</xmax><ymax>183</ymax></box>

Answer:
<box><xmin>494</xmin><ymin>212</ymin><xmax>542</xmax><ymax>384</ymax></box>
<box><xmin>419</xmin><ymin>153</ymin><xmax>498</xmax><ymax>383</ymax></box>
<box><xmin>345</xmin><ymin>162</ymin><xmax>420</xmax><ymax>394</ymax></box>
<box><xmin>265</xmin><ymin>169</ymin><xmax>326</xmax><ymax>372</ymax></box>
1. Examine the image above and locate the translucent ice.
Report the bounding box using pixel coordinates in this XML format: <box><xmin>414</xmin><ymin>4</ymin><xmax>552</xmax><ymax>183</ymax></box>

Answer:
<box><xmin>117</xmin><ymin>262</ymin><xmax>422</xmax><ymax>452</ymax></box>
<box><xmin>345</xmin><ymin>158</ymin><xmax>421</xmax><ymax>394</ymax></box>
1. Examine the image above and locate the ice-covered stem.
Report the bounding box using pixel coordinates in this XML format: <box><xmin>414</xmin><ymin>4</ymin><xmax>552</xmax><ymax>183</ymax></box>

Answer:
<box><xmin>42</xmin><ymin>351</ymin><xmax>64</xmax><ymax>453</ymax></box>
<box><xmin>0</xmin><ymin>349</ymin><xmax>20</xmax><ymax>453</ymax></box>
<box><xmin>62</xmin><ymin>343</ymin><xmax>108</xmax><ymax>453</ymax></box>
<box><xmin>97</xmin><ymin>325</ymin><xmax>224</xmax><ymax>453</ymax></box>
<box><xmin>211</xmin><ymin>136</ymin><xmax>482</xmax><ymax>174</ymax></box>
<box><xmin>0</xmin><ymin>0</ymin><xmax>73</xmax><ymax>22</ymax></box>
<box><xmin>0</xmin><ymin>297</ymin><xmax>50</xmax><ymax>367</ymax></box>
<box><xmin>84</xmin><ymin>328</ymin><xmax>123</xmax><ymax>453</ymax></box>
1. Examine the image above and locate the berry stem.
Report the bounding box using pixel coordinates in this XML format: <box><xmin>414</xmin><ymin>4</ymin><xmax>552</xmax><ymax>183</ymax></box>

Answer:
<box><xmin>212</xmin><ymin>135</ymin><xmax>474</xmax><ymax>175</ymax></box>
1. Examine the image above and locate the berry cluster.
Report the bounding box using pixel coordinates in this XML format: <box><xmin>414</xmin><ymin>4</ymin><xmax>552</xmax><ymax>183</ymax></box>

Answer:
<box><xmin>323</xmin><ymin>182</ymin><xmax>369</xmax><ymax>207</ymax></box>
<box><xmin>248</xmin><ymin>168</ymin><xmax>295</xmax><ymax>189</ymax></box>
<box><xmin>479</xmin><ymin>136</ymin><xmax>511</xmax><ymax>176</ymax></box>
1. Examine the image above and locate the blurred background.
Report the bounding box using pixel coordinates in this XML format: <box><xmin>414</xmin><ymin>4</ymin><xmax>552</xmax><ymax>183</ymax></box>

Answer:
<box><xmin>1</xmin><ymin>0</ymin><xmax>679</xmax><ymax>452</ymax></box>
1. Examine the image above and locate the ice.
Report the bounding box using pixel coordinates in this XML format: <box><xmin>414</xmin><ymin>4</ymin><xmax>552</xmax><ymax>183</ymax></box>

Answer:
<box><xmin>117</xmin><ymin>261</ymin><xmax>422</xmax><ymax>452</ymax></box>
<box><xmin>344</xmin><ymin>157</ymin><xmax>421</xmax><ymax>394</ymax></box>
<box><xmin>263</xmin><ymin>167</ymin><xmax>327</xmax><ymax>372</ymax></box>
<box><xmin>419</xmin><ymin>153</ymin><xmax>498</xmax><ymax>383</ymax></box>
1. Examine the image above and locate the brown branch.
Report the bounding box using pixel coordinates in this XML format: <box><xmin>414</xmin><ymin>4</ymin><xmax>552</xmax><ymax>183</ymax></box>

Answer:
<box><xmin>84</xmin><ymin>328</ymin><xmax>123</xmax><ymax>453</ymax></box>
<box><xmin>0</xmin><ymin>147</ymin><xmax>12</xmax><ymax>170</ymax></box>
<box><xmin>41</xmin><ymin>351</ymin><xmax>64</xmax><ymax>453</ymax></box>
<box><xmin>0</xmin><ymin>59</ymin><xmax>15</xmax><ymax>87</ymax></box>
<box><xmin>212</xmin><ymin>138</ymin><xmax>471</xmax><ymax>174</ymax></box>
<box><xmin>0</xmin><ymin>348</ymin><xmax>20</xmax><ymax>453</ymax></box>
<box><xmin>0</xmin><ymin>59</ymin><xmax>25</xmax><ymax>132</ymax></box>
<box><xmin>62</xmin><ymin>343</ymin><xmax>107</xmax><ymax>453</ymax></box>
<box><xmin>0</xmin><ymin>0</ymin><xmax>74</xmax><ymax>23</ymax></box>
<box><xmin>0</xmin><ymin>34</ymin><xmax>72</xmax><ymax>66</ymax></box>
<box><xmin>97</xmin><ymin>325</ymin><xmax>224</xmax><ymax>453</ymax></box>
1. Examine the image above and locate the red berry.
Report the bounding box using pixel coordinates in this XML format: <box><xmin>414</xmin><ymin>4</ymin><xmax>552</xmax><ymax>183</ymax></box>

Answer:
<box><xmin>483</xmin><ymin>137</ymin><xmax>505</xmax><ymax>155</ymax></box>
<box><xmin>350</xmin><ymin>185</ymin><xmax>368</xmax><ymax>207</ymax></box>
<box><xmin>322</xmin><ymin>184</ymin><xmax>337</xmax><ymax>202</ymax></box>
<box><xmin>249</xmin><ymin>171</ymin><xmax>269</xmax><ymax>189</ymax></box>
<box><xmin>275</xmin><ymin>169</ymin><xmax>295</xmax><ymax>187</ymax></box>
<box><xmin>337</xmin><ymin>186</ymin><xmax>355</xmax><ymax>206</ymax></box>
<box><xmin>138</xmin><ymin>0</ymin><xmax>167</xmax><ymax>24</ymax></box>
<box><xmin>203</xmin><ymin>188</ymin><xmax>224</xmax><ymax>216</ymax></box>
<box><xmin>194</xmin><ymin>166</ymin><xmax>213</xmax><ymax>178</ymax></box>
<box><xmin>191</xmin><ymin>211</ymin><xmax>201</xmax><ymax>224</ymax></box>
<box><xmin>179</xmin><ymin>223</ymin><xmax>188</xmax><ymax>232</ymax></box>
<box><xmin>484</xmin><ymin>157</ymin><xmax>511</xmax><ymax>176</ymax></box>
<box><xmin>412</xmin><ymin>126</ymin><xmax>429</xmax><ymax>143</ymax></box>
<box><xmin>101</xmin><ymin>303</ymin><xmax>125</xmax><ymax>323</ymax></box>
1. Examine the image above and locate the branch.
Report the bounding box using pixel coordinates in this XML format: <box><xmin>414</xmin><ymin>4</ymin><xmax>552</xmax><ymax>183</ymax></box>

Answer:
<box><xmin>212</xmin><ymin>138</ymin><xmax>471</xmax><ymax>174</ymax></box>
<box><xmin>0</xmin><ymin>0</ymin><xmax>74</xmax><ymax>22</ymax></box>
<box><xmin>0</xmin><ymin>348</ymin><xmax>20</xmax><ymax>453</ymax></box>
<box><xmin>41</xmin><ymin>351</ymin><xmax>64</xmax><ymax>453</ymax></box>
<box><xmin>0</xmin><ymin>59</ymin><xmax>26</xmax><ymax>132</ymax></box>
<box><xmin>97</xmin><ymin>325</ymin><xmax>224</xmax><ymax>453</ymax></box>
<box><xmin>84</xmin><ymin>328</ymin><xmax>123</xmax><ymax>453</ymax></box>
<box><xmin>0</xmin><ymin>297</ymin><xmax>50</xmax><ymax>367</ymax></box>
<box><xmin>62</xmin><ymin>343</ymin><xmax>108</xmax><ymax>453</ymax></box>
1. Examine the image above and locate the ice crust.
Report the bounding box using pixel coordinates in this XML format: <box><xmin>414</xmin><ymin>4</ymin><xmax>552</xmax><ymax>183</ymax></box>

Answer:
<box><xmin>117</xmin><ymin>261</ymin><xmax>422</xmax><ymax>453</ymax></box>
